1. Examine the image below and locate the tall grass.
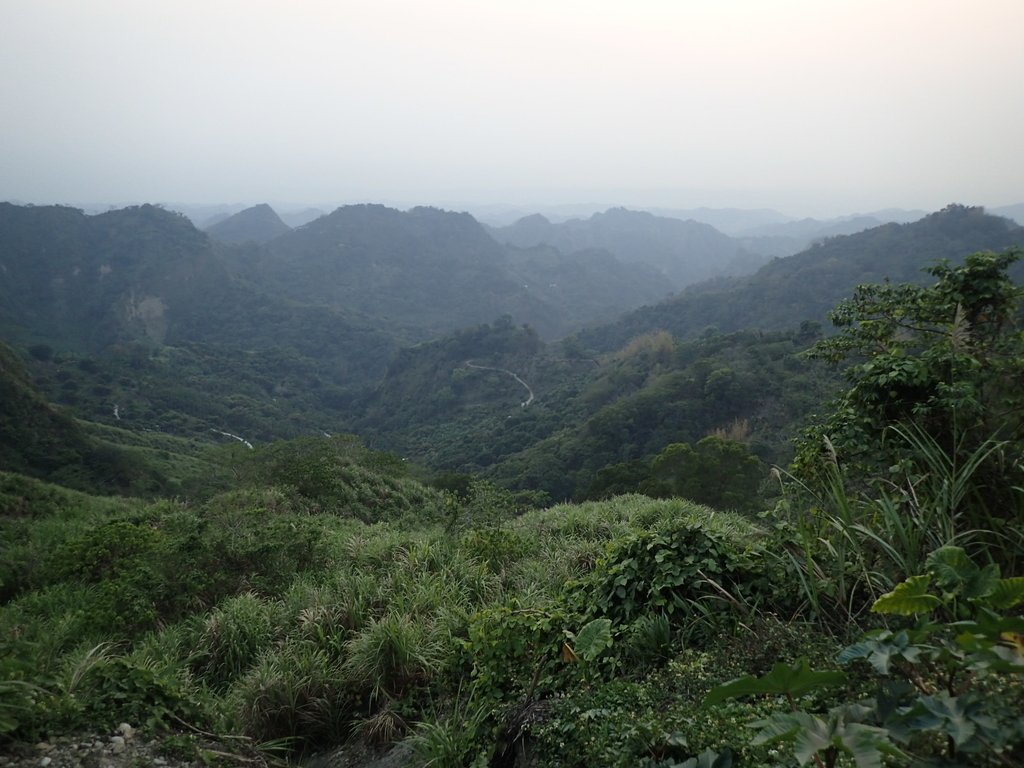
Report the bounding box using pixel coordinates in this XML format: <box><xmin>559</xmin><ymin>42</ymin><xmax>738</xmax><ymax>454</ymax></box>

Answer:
<box><xmin>780</xmin><ymin>422</ymin><xmax>1020</xmax><ymax>635</ymax></box>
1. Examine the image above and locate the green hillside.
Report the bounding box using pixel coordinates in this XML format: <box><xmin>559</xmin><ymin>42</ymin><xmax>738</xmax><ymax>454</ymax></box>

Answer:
<box><xmin>247</xmin><ymin>204</ymin><xmax>669</xmax><ymax>340</ymax></box>
<box><xmin>1</xmin><ymin>241</ymin><xmax>1022</xmax><ymax>767</ymax></box>
<box><xmin>0</xmin><ymin>341</ymin><xmax>208</xmax><ymax>496</ymax></box>
<box><xmin>578</xmin><ymin>205</ymin><xmax>1023</xmax><ymax>352</ymax></box>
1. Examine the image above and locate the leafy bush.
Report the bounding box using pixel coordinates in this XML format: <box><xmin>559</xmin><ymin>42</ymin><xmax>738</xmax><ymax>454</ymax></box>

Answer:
<box><xmin>705</xmin><ymin>546</ymin><xmax>1024</xmax><ymax>767</ymax></box>
<box><xmin>576</xmin><ymin>518</ymin><xmax>782</xmax><ymax>636</ymax></box>
<box><xmin>61</xmin><ymin>654</ymin><xmax>204</xmax><ymax>733</ymax></box>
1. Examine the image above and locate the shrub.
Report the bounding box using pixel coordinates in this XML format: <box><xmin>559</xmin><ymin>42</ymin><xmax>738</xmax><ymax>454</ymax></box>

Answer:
<box><xmin>192</xmin><ymin>592</ymin><xmax>285</xmax><ymax>690</ymax></box>
<box><xmin>575</xmin><ymin>518</ymin><xmax>783</xmax><ymax>639</ymax></box>
<box><xmin>230</xmin><ymin>639</ymin><xmax>352</xmax><ymax>750</ymax></box>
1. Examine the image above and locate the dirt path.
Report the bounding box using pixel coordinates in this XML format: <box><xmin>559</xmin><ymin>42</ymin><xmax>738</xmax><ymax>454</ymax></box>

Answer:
<box><xmin>463</xmin><ymin>360</ymin><xmax>535</xmax><ymax>407</ymax></box>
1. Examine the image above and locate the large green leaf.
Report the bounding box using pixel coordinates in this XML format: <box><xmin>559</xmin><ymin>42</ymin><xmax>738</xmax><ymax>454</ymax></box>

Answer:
<box><xmin>573</xmin><ymin>618</ymin><xmax>613</xmax><ymax>662</ymax></box>
<box><xmin>704</xmin><ymin>658</ymin><xmax>846</xmax><ymax>706</ymax></box>
<box><xmin>987</xmin><ymin>576</ymin><xmax>1024</xmax><ymax>609</ymax></box>
<box><xmin>751</xmin><ymin>708</ymin><xmax>897</xmax><ymax>768</ymax></box>
<box><xmin>871</xmin><ymin>575</ymin><xmax>941</xmax><ymax>615</ymax></box>
<box><xmin>838</xmin><ymin>630</ymin><xmax>921</xmax><ymax>674</ymax></box>
<box><xmin>905</xmin><ymin>692</ymin><xmax>998</xmax><ymax>749</ymax></box>
<box><xmin>925</xmin><ymin>546</ymin><xmax>1001</xmax><ymax>600</ymax></box>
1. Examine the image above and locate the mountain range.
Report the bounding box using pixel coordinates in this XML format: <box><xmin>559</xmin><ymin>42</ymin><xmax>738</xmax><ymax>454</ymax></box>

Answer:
<box><xmin>1</xmin><ymin>198</ymin><xmax>1021</xmax><ymax>496</ymax></box>
<box><xmin>576</xmin><ymin>204</ymin><xmax>1024</xmax><ymax>353</ymax></box>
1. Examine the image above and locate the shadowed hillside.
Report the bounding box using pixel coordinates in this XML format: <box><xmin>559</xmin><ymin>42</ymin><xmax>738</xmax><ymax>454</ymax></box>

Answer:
<box><xmin>204</xmin><ymin>203</ymin><xmax>291</xmax><ymax>244</ymax></box>
<box><xmin>488</xmin><ymin>207</ymin><xmax>762</xmax><ymax>289</ymax></box>
<box><xmin>577</xmin><ymin>204</ymin><xmax>1023</xmax><ymax>353</ymax></box>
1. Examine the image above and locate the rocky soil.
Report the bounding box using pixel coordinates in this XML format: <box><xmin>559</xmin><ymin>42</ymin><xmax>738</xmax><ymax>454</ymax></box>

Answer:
<box><xmin>0</xmin><ymin>724</ymin><xmax>270</xmax><ymax>768</ymax></box>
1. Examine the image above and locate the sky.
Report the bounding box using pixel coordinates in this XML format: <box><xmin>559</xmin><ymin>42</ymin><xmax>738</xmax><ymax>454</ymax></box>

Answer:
<box><xmin>1</xmin><ymin>0</ymin><xmax>1022</xmax><ymax>217</ymax></box>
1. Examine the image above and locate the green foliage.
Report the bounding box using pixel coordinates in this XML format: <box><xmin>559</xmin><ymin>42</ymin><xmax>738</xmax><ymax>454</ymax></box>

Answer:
<box><xmin>0</xmin><ymin>342</ymin><xmax>175</xmax><ymax>497</ymax></box>
<box><xmin>343</xmin><ymin>612</ymin><xmax>447</xmax><ymax>703</ymax></box>
<box><xmin>570</xmin><ymin>618</ymin><xmax>614</xmax><ymax>662</ymax></box>
<box><xmin>795</xmin><ymin>249</ymin><xmax>1024</xmax><ymax>571</ymax></box>
<box><xmin>871</xmin><ymin>545</ymin><xmax>1023</xmax><ymax>618</ymax></box>
<box><xmin>409</xmin><ymin>686</ymin><xmax>491</xmax><ymax>768</ymax></box>
<box><xmin>647</xmin><ymin>436</ymin><xmax>766</xmax><ymax>513</ymax></box>
<box><xmin>578</xmin><ymin>517</ymin><xmax>782</xmax><ymax>635</ymax></box>
<box><xmin>622</xmin><ymin>613</ymin><xmax>673</xmax><ymax>669</ymax></box>
<box><xmin>706</xmin><ymin>548</ymin><xmax>1024</xmax><ymax>767</ymax></box>
<box><xmin>229</xmin><ymin>639</ymin><xmax>351</xmax><ymax>748</ymax></box>
<box><xmin>704</xmin><ymin>659</ymin><xmax>847</xmax><ymax>707</ymax></box>
<box><xmin>59</xmin><ymin>655</ymin><xmax>203</xmax><ymax>733</ymax></box>
<box><xmin>677</xmin><ymin>748</ymin><xmax>734</xmax><ymax>768</ymax></box>
<box><xmin>749</xmin><ymin>707</ymin><xmax>896</xmax><ymax>768</ymax></box>
<box><xmin>236</xmin><ymin>436</ymin><xmax>447</xmax><ymax>523</ymax></box>
<box><xmin>868</xmin><ymin>576</ymin><xmax>942</xmax><ymax>616</ymax></box>
<box><xmin>192</xmin><ymin>592</ymin><xmax>285</xmax><ymax>690</ymax></box>
<box><xmin>464</xmin><ymin>601</ymin><xmax>569</xmax><ymax>704</ymax></box>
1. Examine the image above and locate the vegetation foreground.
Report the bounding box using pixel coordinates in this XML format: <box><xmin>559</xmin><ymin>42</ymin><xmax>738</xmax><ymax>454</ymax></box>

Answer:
<box><xmin>2</xmin><ymin>251</ymin><xmax>1023</xmax><ymax>767</ymax></box>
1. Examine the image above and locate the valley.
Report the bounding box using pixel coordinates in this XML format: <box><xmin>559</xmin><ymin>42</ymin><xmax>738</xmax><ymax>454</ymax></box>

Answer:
<box><xmin>1</xmin><ymin>199</ymin><xmax>1022</xmax><ymax>767</ymax></box>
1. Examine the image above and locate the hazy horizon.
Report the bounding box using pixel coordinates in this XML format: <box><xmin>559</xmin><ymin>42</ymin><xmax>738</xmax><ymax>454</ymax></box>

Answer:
<box><xmin>2</xmin><ymin>1</ymin><xmax>1022</xmax><ymax>218</ymax></box>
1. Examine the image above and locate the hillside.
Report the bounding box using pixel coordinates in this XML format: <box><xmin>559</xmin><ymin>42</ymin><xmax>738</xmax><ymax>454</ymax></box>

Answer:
<box><xmin>351</xmin><ymin>320</ymin><xmax>838</xmax><ymax>500</ymax></box>
<box><xmin>0</xmin><ymin>203</ymin><xmax>400</xmax><ymax>391</ymax></box>
<box><xmin>204</xmin><ymin>203</ymin><xmax>291</xmax><ymax>244</ymax></box>
<box><xmin>1</xmin><ymin>211</ymin><xmax>1022</xmax><ymax>768</ymax></box>
<box><xmin>242</xmin><ymin>204</ymin><xmax>667</xmax><ymax>340</ymax></box>
<box><xmin>488</xmin><ymin>207</ymin><xmax>762</xmax><ymax>289</ymax></box>
<box><xmin>0</xmin><ymin>342</ymin><xmax>197</xmax><ymax>496</ymax></box>
<box><xmin>577</xmin><ymin>204</ymin><xmax>1024</xmax><ymax>353</ymax></box>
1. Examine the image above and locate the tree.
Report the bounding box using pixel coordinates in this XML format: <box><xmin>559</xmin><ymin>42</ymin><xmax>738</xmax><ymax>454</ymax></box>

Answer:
<box><xmin>648</xmin><ymin>436</ymin><xmax>764</xmax><ymax>513</ymax></box>
<box><xmin>793</xmin><ymin>249</ymin><xmax>1024</xmax><ymax>544</ymax></box>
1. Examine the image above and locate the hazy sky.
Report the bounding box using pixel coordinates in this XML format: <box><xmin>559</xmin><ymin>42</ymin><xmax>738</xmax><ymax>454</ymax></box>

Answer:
<box><xmin>2</xmin><ymin>0</ymin><xmax>1022</xmax><ymax>216</ymax></box>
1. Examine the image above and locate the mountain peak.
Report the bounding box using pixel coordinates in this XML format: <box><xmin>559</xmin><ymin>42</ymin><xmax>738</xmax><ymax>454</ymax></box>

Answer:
<box><xmin>204</xmin><ymin>203</ymin><xmax>290</xmax><ymax>244</ymax></box>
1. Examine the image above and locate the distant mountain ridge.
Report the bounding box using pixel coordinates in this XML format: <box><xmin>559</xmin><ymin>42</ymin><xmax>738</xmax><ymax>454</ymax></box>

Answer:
<box><xmin>204</xmin><ymin>203</ymin><xmax>291</xmax><ymax>244</ymax></box>
<box><xmin>576</xmin><ymin>204</ymin><xmax>1024</xmax><ymax>353</ymax></box>
<box><xmin>241</xmin><ymin>203</ymin><xmax>669</xmax><ymax>340</ymax></box>
<box><xmin>487</xmin><ymin>207</ymin><xmax>763</xmax><ymax>290</ymax></box>
<box><xmin>0</xmin><ymin>201</ymin><xmax>671</xmax><ymax>383</ymax></box>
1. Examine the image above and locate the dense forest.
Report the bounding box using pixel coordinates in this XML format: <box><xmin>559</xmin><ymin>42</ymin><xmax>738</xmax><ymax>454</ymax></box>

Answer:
<box><xmin>1</xmin><ymin>201</ymin><xmax>1022</xmax><ymax>767</ymax></box>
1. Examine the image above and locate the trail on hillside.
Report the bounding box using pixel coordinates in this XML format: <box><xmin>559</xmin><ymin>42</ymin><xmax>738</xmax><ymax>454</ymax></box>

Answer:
<box><xmin>211</xmin><ymin>429</ymin><xmax>254</xmax><ymax>449</ymax></box>
<box><xmin>464</xmin><ymin>360</ymin><xmax>535</xmax><ymax>407</ymax></box>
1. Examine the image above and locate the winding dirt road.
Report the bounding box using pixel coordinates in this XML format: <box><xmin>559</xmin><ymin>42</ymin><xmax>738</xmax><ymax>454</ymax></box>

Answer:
<box><xmin>463</xmin><ymin>360</ymin><xmax>535</xmax><ymax>407</ymax></box>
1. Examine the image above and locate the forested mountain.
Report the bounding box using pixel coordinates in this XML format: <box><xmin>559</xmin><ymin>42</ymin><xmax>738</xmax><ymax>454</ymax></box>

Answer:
<box><xmin>203</xmin><ymin>203</ymin><xmax>291</xmax><ymax>244</ymax></box>
<box><xmin>733</xmin><ymin>214</ymin><xmax>888</xmax><ymax>258</ymax></box>
<box><xmin>239</xmin><ymin>203</ymin><xmax>667</xmax><ymax>340</ymax></box>
<box><xmin>0</xmin><ymin>203</ymin><xmax>238</xmax><ymax>351</ymax></box>
<box><xmin>0</xmin><ymin>203</ymin><xmax>400</xmax><ymax>391</ymax></box>
<box><xmin>354</xmin><ymin>322</ymin><xmax>836</xmax><ymax>500</ymax></box>
<box><xmin>487</xmin><ymin>207</ymin><xmax>764</xmax><ymax>289</ymax></box>
<box><xmin>4</xmin><ymin>201</ymin><xmax>1018</xmax><ymax>494</ymax></box>
<box><xmin>577</xmin><ymin>204</ymin><xmax>1024</xmax><ymax>353</ymax></box>
<box><xmin>0</xmin><ymin>201</ymin><xmax>665</xmax><ymax>450</ymax></box>
<box><xmin>0</xmin><ymin>341</ymin><xmax>187</xmax><ymax>495</ymax></box>
<box><xmin>2</xmin><ymin>198</ymin><xmax>1023</xmax><ymax>767</ymax></box>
